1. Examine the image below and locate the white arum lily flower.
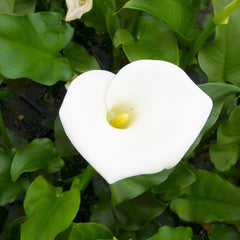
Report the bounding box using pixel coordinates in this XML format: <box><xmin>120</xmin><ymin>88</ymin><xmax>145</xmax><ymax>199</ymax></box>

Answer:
<box><xmin>60</xmin><ymin>60</ymin><xmax>213</xmax><ymax>184</ymax></box>
<box><xmin>65</xmin><ymin>0</ymin><xmax>92</xmax><ymax>22</ymax></box>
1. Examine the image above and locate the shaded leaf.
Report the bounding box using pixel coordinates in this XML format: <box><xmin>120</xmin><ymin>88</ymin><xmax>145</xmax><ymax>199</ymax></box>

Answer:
<box><xmin>114</xmin><ymin>15</ymin><xmax>179</xmax><ymax>64</ymax></box>
<box><xmin>84</xmin><ymin>0</ymin><xmax>116</xmax><ymax>34</ymax></box>
<box><xmin>21</xmin><ymin>175</ymin><xmax>80</xmax><ymax>240</ymax></box>
<box><xmin>210</xmin><ymin>143</ymin><xmax>239</xmax><ymax>171</ymax></box>
<box><xmin>218</xmin><ymin>105</ymin><xmax>240</xmax><ymax>144</ymax></box>
<box><xmin>54</xmin><ymin>115</ymin><xmax>78</xmax><ymax>157</ymax></box>
<box><xmin>152</xmin><ymin>163</ymin><xmax>196</xmax><ymax>201</ymax></box>
<box><xmin>170</xmin><ymin>169</ymin><xmax>240</xmax><ymax>222</ymax></box>
<box><xmin>198</xmin><ymin>0</ymin><xmax>240</xmax><ymax>86</ymax></box>
<box><xmin>0</xmin><ymin>148</ymin><xmax>28</xmax><ymax>206</ymax></box>
<box><xmin>0</xmin><ymin>0</ymin><xmax>35</xmax><ymax>14</ymax></box>
<box><xmin>11</xmin><ymin>138</ymin><xmax>64</xmax><ymax>182</ymax></box>
<box><xmin>63</xmin><ymin>42</ymin><xmax>100</xmax><ymax>75</ymax></box>
<box><xmin>0</xmin><ymin>12</ymin><xmax>73</xmax><ymax>85</ymax></box>
<box><xmin>146</xmin><ymin>226</ymin><xmax>192</xmax><ymax>240</ymax></box>
<box><xmin>110</xmin><ymin>168</ymin><xmax>174</xmax><ymax>206</ymax></box>
<box><xmin>209</xmin><ymin>223</ymin><xmax>240</xmax><ymax>240</ymax></box>
<box><xmin>115</xmin><ymin>192</ymin><xmax>167</xmax><ymax>231</ymax></box>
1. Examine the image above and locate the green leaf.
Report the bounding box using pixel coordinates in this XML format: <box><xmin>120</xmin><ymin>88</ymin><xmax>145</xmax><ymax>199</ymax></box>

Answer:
<box><xmin>210</xmin><ymin>143</ymin><xmax>239</xmax><ymax>171</ymax></box>
<box><xmin>14</xmin><ymin>0</ymin><xmax>35</xmax><ymax>14</ymax></box>
<box><xmin>198</xmin><ymin>0</ymin><xmax>240</xmax><ymax>86</ymax></box>
<box><xmin>115</xmin><ymin>192</ymin><xmax>167</xmax><ymax>231</ymax></box>
<box><xmin>123</xmin><ymin>0</ymin><xmax>198</xmax><ymax>41</ymax></box>
<box><xmin>21</xmin><ymin>175</ymin><xmax>80</xmax><ymax>240</ymax></box>
<box><xmin>84</xmin><ymin>0</ymin><xmax>116</xmax><ymax>34</ymax></box>
<box><xmin>184</xmin><ymin>83</ymin><xmax>240</xmax><ymax>159</ymax></box>
<box><xmin>209</xmin><ymin>223</ymin><xmax>240</xmax><ymax>240</ymax></box>
<box><xmin>218</xmin><ymin>105</ymin><xmax>240</xmax><ymax>144</ymax></box>
<box><xmin>0</xmin><ymin>12</ymin><xmax>73</xmax><ymax>85</ymax></box>
<box><xmin>0</xmin><ymin>0</ymin><xmax>35</xmax><ymax>14</ymax></box>
<box><xmin>0</xmin><ymin>90</ymin><xmax>9</xmax><ymax>98</ymax></box>
<box><xmin>152</xmin><ymin>163</ymin><xmax>196</xmax><ymax>201</ymax></box>
<box><xmin>54</xmin><ymin>115</ymin><xmax>78</xmax><ymax>157</ymax></box>
<box><xmin>170</xmin><ymin>169</ymin><xmax>240</xmax><ymax>222</ymax></box>
<box><xmin>110</xmin><ymin>168</ymin><xmax>174</xmax><ymax>206</ymax></box>
<box><xmin>63</xmin><ymin>42</ymin><xmax>100</xmax><ymax>75</ymax></box>
<box><xmin>0</xmin><ymin>148</ymin><xmax>28</xmax><ymax>206</ymax></box>
<box><xmin>57</xmin><ymin>223</ymin><xmax>113</xmax><ymax>240</ymax></box>
<box><xmin>105</xmin><ymin>8</ymin><xmax>121</xmax><ymax>39</ymax></box>
<box><xmin>114</xmin><ymin>15</ymin><xmax>179</xmax><ymax>64</ymax></box>
<box><xmin>11</xmin><ymin>138</ymin><xmax>64</xmax><ymax>182</ymax></box>
<box><xmin>146</xmin><ymin>226</ymin><xmax>193</xmax><ymax>240</ymax></box>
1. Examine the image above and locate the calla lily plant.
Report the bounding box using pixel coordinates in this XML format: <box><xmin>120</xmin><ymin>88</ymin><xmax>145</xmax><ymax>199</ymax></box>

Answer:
<box><xmin>60</xmin><ymin>60</ymin><xmax>213</xmax><ymax>184</ymax></box>
<box><xmin>65</xmin><ymin>0</ymin><xmax>92</xmax><ymax>22</ymax></box>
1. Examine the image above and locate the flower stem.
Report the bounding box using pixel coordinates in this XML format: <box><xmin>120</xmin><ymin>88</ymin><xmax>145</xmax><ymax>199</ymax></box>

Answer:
<box><xmin>180</xmin><ymin>0</ymin><xmax>240</xmax><ymax>69</ymax></box>
<box><xmin>0</xmin><ymin>108</ymin><xmax>13</xmax><ymax>150</ymax></box>
<box><xmin>78</xmin><ymin>164</ymin><xmax>96</xmax><ymax>193</ymax></box>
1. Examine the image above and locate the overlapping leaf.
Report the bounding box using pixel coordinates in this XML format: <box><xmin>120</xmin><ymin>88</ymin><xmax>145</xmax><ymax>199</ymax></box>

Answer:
<box><xmin>123</xmin><ymin>0</ymin><xmax>199</xmax><ymax>41</ymax></box>
<box><xmin>199</xmin><ymin>0</ymin><xmax>240</xmax><ymax>86</ymax></box>
<box><xmin>0</xmin><ymin>148</ymin><xmax>28</xmax><ymax>206</ymax></box>
<box><xmin>113</xmin><ymin>15</ymin><xmax>179</xmax><ymax>64</ymax></box>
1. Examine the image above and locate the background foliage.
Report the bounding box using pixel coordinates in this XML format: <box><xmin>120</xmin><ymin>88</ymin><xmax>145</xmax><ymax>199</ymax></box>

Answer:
<box><xmin>0</xmin><ymin>0</ymin><xmax>240</xmax><ymax>239</ymax></box>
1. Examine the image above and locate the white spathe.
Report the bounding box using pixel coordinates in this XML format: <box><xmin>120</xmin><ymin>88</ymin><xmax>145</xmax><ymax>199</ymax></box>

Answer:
<box><xmin>65</xmin><ymin>0</ymin><xmax>92</xmax><ymax>22</ymax></box>
<box><xmin>59</xmin><ymin>60</ymin><xmax>213</xmax><ymax>184</ymax></box>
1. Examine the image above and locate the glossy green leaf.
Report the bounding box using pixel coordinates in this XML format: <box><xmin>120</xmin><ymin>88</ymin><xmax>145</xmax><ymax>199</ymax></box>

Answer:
<box><xmin>0</xmin><ymin>148</ymin><xmax>28</xmax><ymax>206</ymax></box>
<box><xmin>199</xmin><ymin>0</ymin><xmax>240</xmax><ymax>86</ymax></box>
<box><xmin>0</xmin><ymin>0</ymin><xmax>35</xmax><ymax>14</ymax></box>
<box><xmin>146</xmin><ymin>226</ymin><xmax>193</xmax><ymax>240</ymax></box>
<box><xmin>110</xmin><ymin>168</ymin><xmax>174</xmax><ymax>206</ymax></box>
<box><xmin>57</xmin><ymin>223</ymin><xmax>113</xmax><ymax>240</ymax></box>
<box><xmin>184</xmin><ymin>83</ymin><xmax>240</xmax><ymax>159</ymax></box>
<box><xmin>210</xmin><ymin>143</ymin><xmax>239</xmax><ymax>171</ymax></box>
<box><xmin>21</xmin><ymin>175</ymin><xmax>81</xmax><ymax>240</ymax></box>
<box><xmin>63</xmin><ymin>42</ymin><xmax>100</xmax><ymax>75</ymax></box>
<box><xmin>123</xmin><ymin>0</ymin><xmax>198</xmax><ymax>41</ymax></box>
<box><xmin>209</xmin><ymin>223</ymin><xmax>240</xmax><ymax>240</ymax></box>
<box><xmin>217</xmin><ymin>105</ymin><xmax>240</xmax><ymax>144</ymax></box>
<box><xmin>115</xmin><ymin>192</ymin><xmax>167</xmax><ymax>231</ymax></box>
<box><xmin>114</xmin><ymin>15</ymin><xmax>179</xmax><ymax>64</ymax></box>
<box><xmin>0</xmin><ymin>12</ymin><xmax>73</xmax><ymax>85</ymax></box>
<box><xmin>170</xmin><ymin>169</ymin><xmax>240</xmax><ymax>222</ymax></box>
<box><xmin>54</xmin><ymin>115</ymin><xmax>78</xmax><ymax>157</ymax></box>
<box><xmin>11</xmin><ymin>138</ymin><xmax>64</xmax><ymax>182</ymax></box>
<box><xmin>152</xmin><ymin>163</ymin><xmax>196</xmax><ymax>201</ymax></box>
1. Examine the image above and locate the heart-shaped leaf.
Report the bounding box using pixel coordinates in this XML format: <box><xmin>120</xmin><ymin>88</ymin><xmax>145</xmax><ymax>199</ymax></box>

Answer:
<box><xmin>0</xmin><ymin>12</ymin><xmax>73</xmax><ymax>85</ymax></box>
<box><xmin>11</xmin><ymin>138</ymin><xmax>64</xmax><ymax>182</ymax></box>
<box><xmin>21</xmin><ymin>175</ymin><xmax>80</xmax><ymax>240</ymax></box>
